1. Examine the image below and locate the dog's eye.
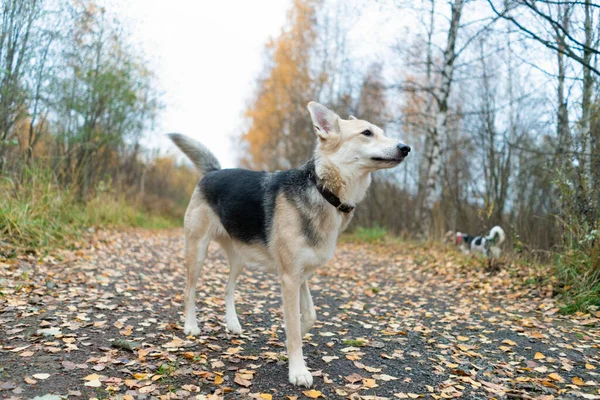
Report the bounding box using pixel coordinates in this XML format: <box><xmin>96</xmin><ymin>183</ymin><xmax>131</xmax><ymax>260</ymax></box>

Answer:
<box><xmin>361</xmin><ymin>130</ymin><xmax>372</xmax><ymax>137</ymax></box>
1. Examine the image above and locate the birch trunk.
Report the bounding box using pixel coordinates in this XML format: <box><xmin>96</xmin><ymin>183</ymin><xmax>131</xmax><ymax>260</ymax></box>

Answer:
<box><xmin>420</xmin><ymin>0</ymin><xmax>464</xmax><ymax>236</ymax></box>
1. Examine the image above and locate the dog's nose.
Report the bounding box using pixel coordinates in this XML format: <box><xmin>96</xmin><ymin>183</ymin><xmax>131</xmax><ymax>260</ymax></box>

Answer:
<box><xmin>397</xmin><ymin>143</ymin><xmax>411</xmax><ymax>154</ymax></box>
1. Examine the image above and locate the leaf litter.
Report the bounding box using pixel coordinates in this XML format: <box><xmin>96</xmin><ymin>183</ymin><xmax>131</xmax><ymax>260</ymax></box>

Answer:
<box><xmin>0</xmin><ymin>229</ymin><xmax>599</xmax><ymax>399</ymax></box>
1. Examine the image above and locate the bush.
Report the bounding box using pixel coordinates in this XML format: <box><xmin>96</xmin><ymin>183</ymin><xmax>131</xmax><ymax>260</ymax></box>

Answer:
<box><xmin>554</xmin><ymin>169</ymin><xmax>600</xmax><ymax>312</ymax></box>
<box><xmin>0</xmin><ymin>165</ymin><xmax>180</xmax><ymax>252</ymax></box>
<box><xmin>555</xmin><ymin>230</ymin><xmax>600</xmax><ymax>313</ymax></box>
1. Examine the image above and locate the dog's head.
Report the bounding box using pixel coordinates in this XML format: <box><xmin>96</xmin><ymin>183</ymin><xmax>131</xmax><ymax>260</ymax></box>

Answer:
<box><xmin>307</xmin><ymin>102</ymin><xmax>410</xmax><ymax>173</ymax></box>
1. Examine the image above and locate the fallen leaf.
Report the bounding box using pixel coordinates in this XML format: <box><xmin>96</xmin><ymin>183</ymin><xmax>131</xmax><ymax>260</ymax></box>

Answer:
<box><xmin>345</xmin><ymin>373</ymin><xmax>363</xmax><ymax>383</ymax></box>
<box><xmin>572</xmin><ymin>376</ymin><xmax>585</xmax><ymax>386</ymax></box>
<box><xmin>234</xmin><ymin>374</ymin><xmax>252</xmax><ymax>387</ymax></box>
<box><xmin>548</xmin><ymin>373</ymin><xmax>563</xmax><ymax>382</ymax></box>
<box><xmin>362</xmin><ymin>378</ymin><xmax>378</xmax><ymax>388</ymax></box>
<box><xmin>302</xmin><ymin>390</ymin><xmax>322</xmax><ymax>398</ymax></box>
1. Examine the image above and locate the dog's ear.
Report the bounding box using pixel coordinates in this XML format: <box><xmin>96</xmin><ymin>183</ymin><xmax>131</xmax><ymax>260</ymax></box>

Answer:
<box><xmin>307</xmin><ymin>101</ymin><xmax>340</xmax><ymax>140</ymax></box>
<box><xmin>348</xmin><ymin>115</ymin><xmax>357</xmax><ymax>120</ymax></box>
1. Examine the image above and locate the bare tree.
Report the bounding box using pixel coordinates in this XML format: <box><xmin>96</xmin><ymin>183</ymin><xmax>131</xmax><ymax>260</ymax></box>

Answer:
<box><xmin>419</xmin><ymin>0</ymin><xmax>465</xmax><ymax>236</ymax></box>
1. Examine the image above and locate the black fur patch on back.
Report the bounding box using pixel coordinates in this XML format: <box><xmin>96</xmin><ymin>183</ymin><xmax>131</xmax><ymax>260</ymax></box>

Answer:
<box><xmin>199</xmin><ymin>161</ymin><xmax>324</xmax><ymax>246</ymax></box>
<box><xmin>200</xmin><ymin>169</ymin><xmax>269</xmax><ymax>243</ymax></box>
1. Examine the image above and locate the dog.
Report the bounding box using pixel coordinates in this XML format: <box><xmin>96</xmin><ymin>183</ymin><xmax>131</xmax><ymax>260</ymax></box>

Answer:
<box><xmin>449</xmin><ymin>226</ymin><xmax>506</xmax><ymax>257</ymax></box>
<box><xmin>168</xmin><ymin>102</ymin><xmax>410</xmax><ymax>387</ymax></box>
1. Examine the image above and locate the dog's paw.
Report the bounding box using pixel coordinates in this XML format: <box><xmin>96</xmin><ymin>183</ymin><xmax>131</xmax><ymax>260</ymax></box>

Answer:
<box><xmin>226</xmin><ymin>317</ymin><xmax>242</xmax><ymax>334</ymax></box>
<box><xmin>289</xmin><ymin>367</ymin><xmax>313</xmax><ymax>387</ymax></box>
<box><xmin>184</xmin><ymin>324</ymin><xmax>201</xmax><ymax>336</ymax></box>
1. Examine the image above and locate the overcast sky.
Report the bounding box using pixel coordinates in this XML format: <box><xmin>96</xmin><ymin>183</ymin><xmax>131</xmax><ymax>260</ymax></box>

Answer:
<box><xmin>118</xmin><ymin>1</ymin><xmax>290</xmax><ymax>168</ymax></box>
<box><xmin>116</xmin><ymin>1</ymin><xmax>402</xmax><ymax>169</ymax></box>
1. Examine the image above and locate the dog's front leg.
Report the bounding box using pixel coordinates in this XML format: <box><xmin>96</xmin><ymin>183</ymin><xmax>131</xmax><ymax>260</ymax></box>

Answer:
<box><xmin>281</xmin><ymin>274</ymin><xmax>313</xmax><ymax>387</ymax></box>
<box><xmin>300</xmin><ymin>281</ymin><xmax>316</xmax><ymax>336</ymax></box>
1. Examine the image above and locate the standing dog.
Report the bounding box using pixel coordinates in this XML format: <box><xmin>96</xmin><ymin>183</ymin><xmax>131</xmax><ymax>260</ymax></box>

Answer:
<box><xmin>168</xmin><ymin>102</ymin><xmax>410</xmax><ymax>387</ymax></box>
<box><xmin>451</xmin><ymin>226</ymin><xmax>506</xmax><ymax>257</ymax></box>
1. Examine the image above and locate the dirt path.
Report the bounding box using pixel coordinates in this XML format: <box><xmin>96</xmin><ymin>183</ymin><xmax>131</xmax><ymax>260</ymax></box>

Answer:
<box><xmin>1</xmin><ymin>229</ymin><xmax>599</xmax><ymax>399</ymax></box>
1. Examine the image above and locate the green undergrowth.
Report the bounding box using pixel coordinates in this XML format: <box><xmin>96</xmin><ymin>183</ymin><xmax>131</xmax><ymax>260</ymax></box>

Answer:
<box><xmin>554</xmin><ymin>233</ymin><xmax>600</xmax><ymax>314</ymax></box>
<box><xmin>0</xmin><ymin>166</ymin><xmax>180</xmax><ymax>253</ymax></box>
<box><xmin>342</xmin><ymin>226</ymin><xmax>389</xmax><ymax>244</ymax></box>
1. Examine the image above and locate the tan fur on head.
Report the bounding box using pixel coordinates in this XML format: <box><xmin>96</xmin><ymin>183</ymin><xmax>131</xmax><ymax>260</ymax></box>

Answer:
<box><xmin>307</xmin><ymin>101</ymin><xmax>405</xmax><ymax>205</ymax></box>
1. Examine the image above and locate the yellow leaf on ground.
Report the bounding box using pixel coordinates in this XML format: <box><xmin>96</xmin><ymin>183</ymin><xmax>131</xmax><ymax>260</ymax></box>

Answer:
<box><xmin>214</xmin><ymin>375</ymin><xmax>223</xmax><ymax>385</ymax></box>
<box><xmin>362</xmin><ymin>378</ymin><xmax>378</xmax><ymax>388</ymax></box>
<box><xmin>572</xmin><ymin>377</ymin><xmax>585</xmax><ymax>385</ymax></box>
<box><xmin>259</xmin><ymin>394</ymin><xmax>272</xmax><ymax>400</ymax></box>
<box><xmin>502</xmin><ymin>339</ymin><xmax>516</xmax><ymax>346</ymax></box>
<box><xmin>534</xmin><ymin>352</ymin><xmax>545</xmax><ymax>360</ymax></box>
<box><xmin>586</xmin><ymin>363</ymin><xmax>596</xmax><ymax>370</ymax></box>
<box><xmin>548</xmin><ymin>373</ymin><xmax>563</xmax><ymax>382</ymax></box>
<box><xmin>302</xmin><ymin>390</ymin><xmax>322</xmax><ymax>398</ymax></box>
<box><xmin>457</xmin><ymin>336</ymin><xmax>469</xmax><ymax>341</ymax></box>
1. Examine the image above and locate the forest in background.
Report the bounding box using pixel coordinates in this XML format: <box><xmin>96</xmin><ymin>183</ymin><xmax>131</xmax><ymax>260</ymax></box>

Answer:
<box><xmin>238</xmin><ymin>0</ymin><xmax>599</xmax><ymax>308</ymax></box>
<box><xmin>1</xmin><ymin>0</ymin><xmax>599</xmax><ymax>308</ymax></box>
<box><xmin>0</xmin><ymin>0</ymin><xmax>197</xmax><ymax>248</ymax></box>
<box><xmin>240</xmin><ymin>0</ymin><xmax>599</xmax><ymax>252</ymax></box>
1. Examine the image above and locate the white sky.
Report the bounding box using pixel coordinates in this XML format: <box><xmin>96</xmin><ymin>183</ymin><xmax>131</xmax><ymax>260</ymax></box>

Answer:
<box><xmin>116</xmin><ymin>0</ymin><xmax>405</xmax><ymax>169</ymax></box>
<box><xmin>118</xmin><ymin>0</ymin><xmax>290</xmax><ymax>168</ymax></box>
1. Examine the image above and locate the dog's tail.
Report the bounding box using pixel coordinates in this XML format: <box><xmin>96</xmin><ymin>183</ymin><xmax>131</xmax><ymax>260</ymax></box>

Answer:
<box><xmin>168</xmin><ymin>133</ymin><xmax>221</xmax><ymax>177</ymax></box>
<box><xmin>488</xmin><ymin>226</ymin><xmax>506</xmax><ymax>245</ymax></box>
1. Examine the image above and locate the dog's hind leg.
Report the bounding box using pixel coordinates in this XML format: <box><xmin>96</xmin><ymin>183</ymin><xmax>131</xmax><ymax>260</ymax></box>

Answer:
<box><xmin>222</xmin><ymin>243</ymin><xmax>244</xmax><ymax>334</ymax></box>
<box><xmin>300</xmin><ymin>281</ymin><xmax>316</xmax><ymax>337</ymax></box>
<box><xmin>182</xmin><ymin>195</ymin><xmax>212</xmax><ymax>337</ymax></box>
<box><xmin>183</xmin><ymin>233</ymin><xmax>209</xmax><ymax>336</ymax></box>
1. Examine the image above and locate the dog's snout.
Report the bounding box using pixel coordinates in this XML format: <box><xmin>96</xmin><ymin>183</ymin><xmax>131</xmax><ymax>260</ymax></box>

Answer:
<box><xmin>397</xmin><ymin>143</ymin><xmax>411</xmax><ymax>154</ymax></box>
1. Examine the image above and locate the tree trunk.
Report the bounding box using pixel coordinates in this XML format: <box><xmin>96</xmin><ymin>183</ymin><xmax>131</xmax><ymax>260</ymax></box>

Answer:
<box><xmin>420</xmin><ymin>0</ymin><xmax>464</xmax><ymax>237</ymax></box>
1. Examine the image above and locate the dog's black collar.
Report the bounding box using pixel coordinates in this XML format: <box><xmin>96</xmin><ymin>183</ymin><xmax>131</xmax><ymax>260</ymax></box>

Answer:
<box><xmin>308</xmin><ymin>167</ymin><xmax>354</xmax><ymax>214</ymax></box>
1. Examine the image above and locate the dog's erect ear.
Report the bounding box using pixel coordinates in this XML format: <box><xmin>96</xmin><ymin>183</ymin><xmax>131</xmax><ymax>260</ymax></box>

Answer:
<box><xmin>348</xmin><ymin>115</ymin><xmax>357</xmax><ymax>120</ymax></box>
<box><xmin>307</xmin><ymin>101</ymin><xmax>340</xmax><ymax>140</ymax></box>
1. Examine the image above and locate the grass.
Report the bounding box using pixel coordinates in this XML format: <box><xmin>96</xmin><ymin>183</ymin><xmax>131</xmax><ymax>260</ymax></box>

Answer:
<box><xmin>342</xmin><ymin>226</ymin><xmax>389</xmax><ymax>244</ymax></box>
<box><xmin>342</xmin><ymin>339</ymin><xmax>366</xmax><ymax>347</ymax></box>
<box><xmin>0</xmin><ymin>165</ymin><xmax>180</xmax><ymax>253</ymax></box>
<box><xmin>554</xmin><ymin>240</ymin><xmax>600</xmax><ymax>313</ymax></box>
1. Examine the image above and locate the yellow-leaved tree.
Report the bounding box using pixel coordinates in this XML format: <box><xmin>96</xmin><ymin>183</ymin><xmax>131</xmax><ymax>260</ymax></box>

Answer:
<box><xmin>241</xmin><ymin>0</ymin><xmax>324</xmax><ymax>170</ymax></box>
